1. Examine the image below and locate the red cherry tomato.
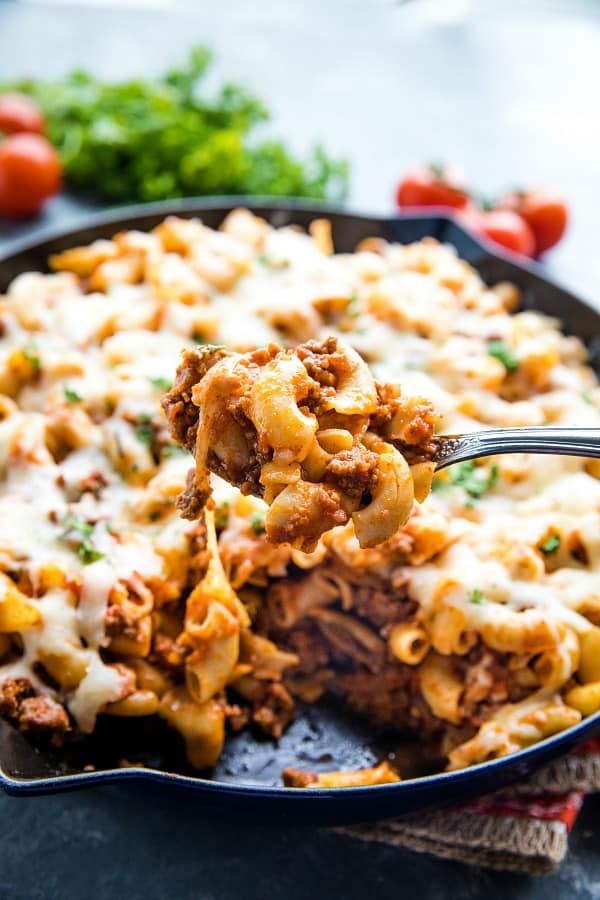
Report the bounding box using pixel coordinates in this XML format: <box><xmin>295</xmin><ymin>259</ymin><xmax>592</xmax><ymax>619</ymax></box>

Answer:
<box><xmin>476</xmin><ymin>210</ymin><xmax>536</xmax><ymax>258</ymax></box>
<box><xmin>396</xmin><ymin>164</ymin><xmax>469</xmax><ymax>210</ymax></box>
<box><xmin>0</xmin><ymin>133</ymin><xmax>62</xmax><ymax>218</ymax></box>
<box><xmin>0</xmin><ymin>92</ymin><xmax>45</xmax><ymax>136</ymax></box>
<box><xmin>500</xmin><ymin>189</ymin><xmax>568</xmax><ymax>255</ymax></box>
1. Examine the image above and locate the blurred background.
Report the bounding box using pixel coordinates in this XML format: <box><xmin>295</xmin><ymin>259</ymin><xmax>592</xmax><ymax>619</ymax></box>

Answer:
<box><xmin>1</xmin><ymin>0</ymin><xmax>600</xmax><ymax>301</ymax></box>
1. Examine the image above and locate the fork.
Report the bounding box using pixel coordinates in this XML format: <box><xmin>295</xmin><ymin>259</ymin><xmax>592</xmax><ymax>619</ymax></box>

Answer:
<box><xmin>418</xmin><ymin>427</ymin><xmax>600</xmax><ymax>470</ymax></box>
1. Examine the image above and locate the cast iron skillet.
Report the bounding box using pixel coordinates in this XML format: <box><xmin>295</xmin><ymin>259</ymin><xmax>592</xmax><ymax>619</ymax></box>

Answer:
<box><xmin>0</xmin><ymin>199</ymin><xmax>598</xmax><ymax>825</ymax></box>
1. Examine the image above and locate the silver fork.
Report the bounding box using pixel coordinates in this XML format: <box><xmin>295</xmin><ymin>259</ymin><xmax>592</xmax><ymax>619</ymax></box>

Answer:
<box><xmin>424</xmin><ymin>427</ymin><xmax>600</xmax><ymax>470</ymax></box>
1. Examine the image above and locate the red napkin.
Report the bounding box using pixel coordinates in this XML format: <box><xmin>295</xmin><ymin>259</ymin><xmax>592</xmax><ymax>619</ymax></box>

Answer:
<box><xmin>339</xmin><ymin>739</ymin><xmax>600</xmax><ymax>874</ymax></box>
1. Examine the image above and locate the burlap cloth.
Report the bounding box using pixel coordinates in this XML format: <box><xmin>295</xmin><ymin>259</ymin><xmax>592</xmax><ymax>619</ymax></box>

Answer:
<box><xmin>337</xmin><ymin>739</ymin><xmax>600</xmax><ymax>875</ymax></box>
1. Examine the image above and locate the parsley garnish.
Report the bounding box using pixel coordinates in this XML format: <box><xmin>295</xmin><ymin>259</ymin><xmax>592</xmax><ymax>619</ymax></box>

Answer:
<box><xmin>434</xmin><ymin>461</ymin><xmax>499</xmax><ymax>500</ymax></box>
<box><xmin>346</xmin><ymin>293</ymin><xmax>360</xmax><ymax>317</ymax></box>
<box><xmin>192</xmin><ymin>332</ymin><xmax>207</xmax><ymax>345</ymax></box>
<box><xmin>61</xmin><ymin>515</ymin><xmax>105</xmax><ymax>565</ymax></box>
<box><xmin>257</xmin><ymin>254</ymin><xmax>290</xmax><ymax>270</ymax></box>
<box><xmin>468</xmin><ymin>588</ymin><xmax>486</xmax><ymax>605</ymax></box>
<box><xmin>63</xmin><ymin>385</ymin><xmax>83</xmax><ymax>404</ymax></box>
<box><xmin>250</xmin><ymin>512</ymin><xmax>266</xmax><ymax>535</ymax></box>
<box><xmin>1</xmin><ymin>47</ymin><xmax>347</xmax><ymax>205</ymax></box>
<box><xmin>161</xmin><ymin>442</ymin><xmax>186</xmax><ymax>459</ymax></box>
<box><xmin>22</xmin><ymin>343</ymin><xmax>41</xmax><ymax>372</ymax></box>
<box><xmin>581</xmin><ymin>388</ymin><xmax>594</xmax><ymax>405</ymax></box>
<box><xmin>539</xmin><ymin>534</ymin><xmax>561</xmax><ymax>554</ymax></box>
<box><xmin>487</xmin><ymin>340</ymin><xmax>519</xmax><ymax>373</ymax></box>
<box><xmin>148</xmin><ymin>376</ymin><xmax>172</xmax><ymax>392</ymax></box>
<box><xmin>136</xmin><ymin>414</ymin><xmax>154</xmax><ymax>446</ymax></box>
<box><xmin>215</xmin><ymin>502</ymin><xmax>230</xmax><ymax>529</ymax></box>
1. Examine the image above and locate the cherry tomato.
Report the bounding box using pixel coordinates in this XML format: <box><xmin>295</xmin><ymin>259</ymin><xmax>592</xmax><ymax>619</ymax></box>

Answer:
<box><xmin>396</xmin><ymin>164</ymin><xmax>469</xmax><ymax>210</ymax></box>
<box><xmin>0</xmin><ymin>92</ymin><xmax>45</xmax><ymax>136</ymax></box>
<box><xmin>0</xmin><ymin>134</ymin><xmax>62</xmax><ymax>218</ymax></box>
<box><xmin>500</xmin><ymin>189</ymin><xmax>568</xmax><ymax>255</ymax></box>
<box><xmin>476</xmin><ymin>209</ymin><xmax>536</xmax><ymax>257</ymax></box>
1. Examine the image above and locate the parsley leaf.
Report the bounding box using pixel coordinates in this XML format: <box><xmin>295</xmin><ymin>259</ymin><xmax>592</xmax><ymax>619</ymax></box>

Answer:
<box><xmin>214</xmin><ymin>502</ymin><xmax>230</xmax><ymax>529</ymax></box>
<box><xmin>468</xmin><ymin>588</ymin><xmax>486</xmax><ymax>605</ymax></box>
<box><xmin>539</xmin><ymin>534</ymin><xmax>561</xmax><ymax>554</ymax></box>
<box><xmin>161</xmin><ymin>443</ymin><xmax>186</xmax><ymax>459</ymax></box>
<box><xmin>22</xmin><ymin>343</ymin><xmax>41</xmax><ymax>372</ymax></box>
<box><xmin>435</xmin><ymin>461</ymin><xmax>499</xmax><ymax>500</ymax></box>
<box><xmin>250</xmin><ymin>512</ymin><xmax>266</xmax><ymax>535</ymax></box>
<box><xmin>257</xmin><ymin>254</ymin><xmax>290</xmax><ymax>270</ymax></box>
<box><xmin>148</xmin><ymin>376</ymin><xmax>172</xmax><ymax>393</ymax></box>
<box><xmin>61</xmin><ymin>515</ymin><xmax>105</xmax><ymax>565</ymax></box>
<box><xmin>346</xmin><ymin>293</ymin><xmax>361</xmax><ymax>317</ymax></box>
<box><xmin>63</xmin><ymin>385</ymin><xmax>83</xmax><ymax>404</ymax></box>
<box><xmin>78</xmin><ymin>539</ymin><xmax>105</xmax><ymax>565</ymax></box>
<box><xmin>136</xmin><ymin>415</ymin><xmax>154</xmax><ymax>446</ymax></box>
<box><xmin>487</xmin><ymin>340</ymin><xmax>519</xmax><ymax>373</ymax></box>
<box><xmin>581</xmin><ymin>388</ymin><xmax>595</xmax><ymax>405</ymax></box>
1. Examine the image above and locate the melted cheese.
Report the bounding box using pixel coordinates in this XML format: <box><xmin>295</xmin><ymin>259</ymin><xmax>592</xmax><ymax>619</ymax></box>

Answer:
<box><xmin>0</xmin><ymin>215</ymin><xmax>598</xmax><ymax>742</ymax></box>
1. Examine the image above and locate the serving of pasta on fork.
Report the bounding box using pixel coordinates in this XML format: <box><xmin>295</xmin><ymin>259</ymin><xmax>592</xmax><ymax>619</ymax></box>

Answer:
<box><xmin>162</xmin><ymin>338</ymin><xmax>437</xmax><ymax>552</ymax></box>
<box><xmin>0</xmin><ymin>208</ymin><xmax>599</xmax><ymax>787</ymax></box>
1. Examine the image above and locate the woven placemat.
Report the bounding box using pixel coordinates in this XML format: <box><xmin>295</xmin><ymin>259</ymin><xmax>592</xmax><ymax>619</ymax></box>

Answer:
<box><xmin>337</xmin><ymin>742</ymin><xmax>600</xmax><ymax>874</ymax></box>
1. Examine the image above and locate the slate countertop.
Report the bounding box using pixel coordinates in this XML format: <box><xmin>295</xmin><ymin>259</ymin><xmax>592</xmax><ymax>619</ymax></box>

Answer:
<box><xmin>1</xmin><ymin>2</ymin><xmax>600</xmax><ymax>897</ymax></box>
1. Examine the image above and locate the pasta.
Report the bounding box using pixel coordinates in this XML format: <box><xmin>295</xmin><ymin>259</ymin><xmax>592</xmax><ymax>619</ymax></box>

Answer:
<box><xmin>0</xmin><ymin>208</ymin><xmax>598</xmax><ymax>785</ymax></box>
<box><xmin>162</xmin><ymin>338</ymin><xmax>436</xmax><ymax>551</ymax></box>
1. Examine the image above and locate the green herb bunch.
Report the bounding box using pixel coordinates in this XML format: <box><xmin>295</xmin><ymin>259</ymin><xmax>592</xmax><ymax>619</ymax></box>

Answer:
<box><xmin>3</xmin><ymin>47</ymin><xmax>348</xmax><ymax>204</ymax></box>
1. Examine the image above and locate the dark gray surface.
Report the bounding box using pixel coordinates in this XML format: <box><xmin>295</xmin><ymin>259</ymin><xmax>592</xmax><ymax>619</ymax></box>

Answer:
<box><xmin>1</xmin><ymin>2</ymin><xmax>600</xmax><ymax>897</ymax></box>
<box><xmin>0</xmin><ymin>785</ymin><xmax>599</xmax><ymax>900</ymax></box>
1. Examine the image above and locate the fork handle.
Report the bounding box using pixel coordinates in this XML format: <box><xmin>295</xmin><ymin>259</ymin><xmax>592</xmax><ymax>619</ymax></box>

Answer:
<box><xmin>433</xmin><ymin>427</ymin><xmax>600</xmax><ymax>470</ymax></box>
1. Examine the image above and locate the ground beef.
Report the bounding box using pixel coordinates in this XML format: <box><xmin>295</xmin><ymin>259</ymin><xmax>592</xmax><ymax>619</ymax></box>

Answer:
<box><xmin>267</xmin><ymin>483</ymin><xmax>349</xmax><ymax>549</ymax></box>
<box><xmin>0</xmin><ymin>677</ymin><xmax>33</xmax><ymax>718</ymax></box>
<box><xmin>323</xmin><ymin>445</ymin><xmax>379</xmax><ymax>499</ymax></box>
<box><xmin>0</xmin><ymin>677</ymin><xmax>70</xmax><ymax>737</ymax></box>
<box><xmin>249</xmin><ymin>682</ymin><xmax>295</xmax><ymax>738</ymax></box>
<box><xmin>295</xmin><ymin>336</ymin><xmax>347</xmax><ymax>388</ymax></box>
<box><xmin>337</xmin><ymin>664</ymin><xmax>442</xmax><ymax>734</ymax></box>
<box><xmin>352</xmin><ymin>583</ymin><xmax>415</xmax><ymax>630</ymax></box>
<box><xmin>162</xmin><ymin>345</ymin><xmax>229</xmax><ymax>451</ymax></box>
<box><xmin>151</xmin><ymin>633</ymin><xmax>188</xmax><ymax>669</ymax></box>
<box><xmin>176</xmin><ymin>467</ymin><xmax>211</xmax><ymax>520</ymax></box>
<box><xmin>278</xmin><ymin>624</ymin><xmax>332</xmax><ymax>675</ymax></box>
<box><xmin>18</xmin><ymin>696</ymin><xmax>70</xmax><ymax>733</ymax></box>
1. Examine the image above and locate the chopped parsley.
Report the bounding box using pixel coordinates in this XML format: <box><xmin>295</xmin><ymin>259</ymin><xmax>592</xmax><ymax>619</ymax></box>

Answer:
<box><xmin>148</xmin><ymin>376</ymin><xmax>172</xmax><ymax>392</ymax></box>
<box><xmin>346</xmin><ymin>293</ymin><xmax>361</xmax><ymax>317</ymax></box>
<box><xmin>257</xmin><ymin>253</ymin><xmax>290</xmax><ymax>270</ymax></box>
<box><xmin>63</xmin><ymin>385</ymin><xmax>83</xmax><ymax>404</ymax></box>
<box><xmin>61</xmin><ymin>515</ymin><xmax>105</xmax><ymax>565</ymax></box>
<box><xmin>539</xmin><ymin>534</ymin><xmax>561</xmax><ymax>554</ymax></box>
<box><xmin>22</xmin><ymin>343</ymin><xmax>41</xmax><ymax>372</ymax></box>
<box><xmin>433</xmin><ymin>461</ymin><xmax>499</xmax><ymax>500</ymax></box>
<box><xmin>161</xmin><ymin>442</ymin><xmax>186</xmax><ymax>459</ymax></box>
<box><xmin>192</xmin><ymin>332</ymin><xmax>207</xmax><ymax>345</ymax></box>
<box><xmin>468</xmin><ymin>588</ymin><xmax>486</xmax><ymax>605</ymax></box>
<box><xmin>581</xmin><ymin>387</ymin><xmax>595</xmax><ymax>405</ymax></box>
<box><xmin>487</xmin><ymin>340</ymin><xmax>519</xmax><ymax>373</ymax></box>
<box><xmin>214</xmin><ymin>502</ymin><xmax>230</xmax><ymax>529</ymax></box>
<box><xmin>250</xmin><ymin>511</ymin><xmax>266</xmax><ymax>535</ymax></box>
<box><xmin>136</xmin><ymin>414</ymin><xmax>154</xmax><ymax>446</ymax></box>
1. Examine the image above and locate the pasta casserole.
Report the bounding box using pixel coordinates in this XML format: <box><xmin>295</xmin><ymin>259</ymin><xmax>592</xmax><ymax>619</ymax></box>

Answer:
<box><xmin>0</xmin><ymin>209</ymin><xmax>598</xmax><ymax>785</ymax></box>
